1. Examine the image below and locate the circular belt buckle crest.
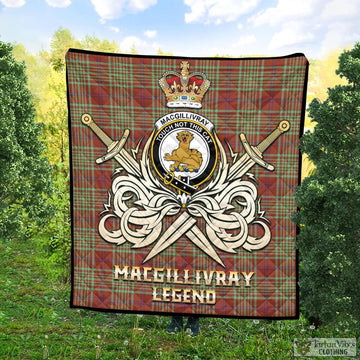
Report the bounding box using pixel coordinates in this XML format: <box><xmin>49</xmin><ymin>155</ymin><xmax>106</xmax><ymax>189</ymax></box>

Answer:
<box><xmin>151</xmin><ymin>113</ymin><xmax>218</xmax><ymax>194</ymax></box>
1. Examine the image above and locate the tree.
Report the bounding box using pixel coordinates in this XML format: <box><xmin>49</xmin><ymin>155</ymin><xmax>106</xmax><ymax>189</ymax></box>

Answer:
<box><xmin>157</xmin><ymin>48</ymin><xmax>173</xmax><ymax>56</ymax></box>
<box><xmin>14</xmin><ymin>29</ymin><xmax>122</xmax><ymax>279</ymax></box>
<box><xmin>12</xmin><ymin>44</ymin><xmax>50</xmax><ymax>107</ymax></box>
<box><xmin>48</xmin><ymin>27</ymin><xmax>79</xmax><ymax>71</ymax></box>
<box><xmin>0</xmin><ymin>41</ymin><xmax>53</xmax><ymax>240</ymax></box>
<box><xmin>293</xmin><ymin>43</ymin><xmax>360</xmax><ymax>329</ymax></box>
<box><xmin>48</xmin><ymin>28</ymin><xmax>121</xmax><ymax>71</ymax></box>
<box><xmin>79</xmin><ymin>34</ymin><xmax>120</xmax><ymax>53</ymax></box>
<box><xmin>130</xmin><ymin>43</ymin><xmax>139</xmax><ymax>54</ymax></box>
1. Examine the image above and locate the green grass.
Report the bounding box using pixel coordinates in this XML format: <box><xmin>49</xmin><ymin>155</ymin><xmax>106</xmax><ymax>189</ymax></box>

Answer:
<box><xmin>0</xmin><ymin>238</ymin><xmax>359</xmax><ymax>359</ymax></box>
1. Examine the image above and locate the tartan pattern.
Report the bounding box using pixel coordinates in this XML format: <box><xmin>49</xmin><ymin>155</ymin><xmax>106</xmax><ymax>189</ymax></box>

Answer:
<box><xmin>66</xmin><ymin>49</ymin><xmax>308</xmax><ymax>318</ymax></box>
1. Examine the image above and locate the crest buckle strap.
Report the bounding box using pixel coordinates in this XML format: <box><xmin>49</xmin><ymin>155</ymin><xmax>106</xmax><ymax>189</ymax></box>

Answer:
<box><xmin>164</xmin><ymin>172</ymin><xmax>197</xmax><ymax>194</ymax></box>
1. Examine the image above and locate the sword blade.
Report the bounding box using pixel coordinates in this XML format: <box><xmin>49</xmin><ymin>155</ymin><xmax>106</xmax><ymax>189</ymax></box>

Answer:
<box><xmin>114</xmin><ymin>152</ymin><xmax>141</xmax><ymax>177</ymax></box>
<box><xmin>143</xmin><ymin>213</ymin><xmax>196</xmax><ymax>263</ymax></box>
<box><xmin>228</xmin><ymin>153</ymin><xmax>253</xmax><ymax>181</ymax></box>
<box><xmin>186</xmin><ymin>226</ymin><xmax>225</xmax><ymax>267</ymax></box>
<box><xmin>143</xmin><ymin>212</ymin><xmax>226</xmax><ymax>267</ymax></box>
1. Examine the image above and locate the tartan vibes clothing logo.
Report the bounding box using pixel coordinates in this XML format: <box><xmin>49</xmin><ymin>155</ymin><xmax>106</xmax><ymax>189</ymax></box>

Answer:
<box><xmin>81</xmin><ymin>61</ymin><xmax>290</xmax><ymax>268</ymax></box>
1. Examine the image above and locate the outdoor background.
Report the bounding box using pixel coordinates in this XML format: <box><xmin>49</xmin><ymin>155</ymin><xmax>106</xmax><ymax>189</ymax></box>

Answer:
<box><xmin>0</xmin><ymin>0</ymin><xmax>359</xmax><ymax>359</ymax></box>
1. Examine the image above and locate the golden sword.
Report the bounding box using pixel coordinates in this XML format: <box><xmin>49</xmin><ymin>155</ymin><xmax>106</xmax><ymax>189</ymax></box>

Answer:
<box><xmin>228</xmin><ymin>120</ymin><xmax>290</xmax><ymax>181</ymax></box>
<box><xmin>81</xmin><ymin>114</ymin><xmax>141</xmax><ymax>177</ymax></box>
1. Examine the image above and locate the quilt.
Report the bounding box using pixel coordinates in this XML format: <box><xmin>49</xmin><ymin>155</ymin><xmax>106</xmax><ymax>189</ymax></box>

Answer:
<box><xmin>66</xmin><ymin>49</ymin><xmax>308</xmax><ymax>318</ymax></box>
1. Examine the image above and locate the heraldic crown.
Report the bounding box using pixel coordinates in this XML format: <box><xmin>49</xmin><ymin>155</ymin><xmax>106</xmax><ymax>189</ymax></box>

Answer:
<box><xmin>159</xmin><ymin>61</ymin><xmax>210</xmax><ymax>109</ymax></box>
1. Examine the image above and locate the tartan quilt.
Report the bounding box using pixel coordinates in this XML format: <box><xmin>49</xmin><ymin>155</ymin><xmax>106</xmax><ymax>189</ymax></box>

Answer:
<box><xmin>66</xmin><ymin>49</ymin><xmax>308</xmax><ymax>318</ymax></box>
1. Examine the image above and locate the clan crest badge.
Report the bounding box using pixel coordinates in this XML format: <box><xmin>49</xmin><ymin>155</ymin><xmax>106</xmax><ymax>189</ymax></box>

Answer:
<box><xmin>151</xmin><ymin>111</ymin><xmax>217</xmax><ymax>196</ymax></box>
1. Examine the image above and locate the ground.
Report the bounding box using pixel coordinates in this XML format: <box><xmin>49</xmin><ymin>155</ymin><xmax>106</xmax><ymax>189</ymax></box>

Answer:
<box><xmin>0</xmin><ymin>237</ymin><xmax>358</xmax><ymax>359</ymax></box>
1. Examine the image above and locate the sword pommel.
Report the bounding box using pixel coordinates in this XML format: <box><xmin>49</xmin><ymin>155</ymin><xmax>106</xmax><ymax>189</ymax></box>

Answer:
<box><xmin>81</xmin><ymin>113</ymin><xmax>94</xmax><ymax>126</ymax></box>
<box><xmin>278</xmin><ymin>120</ymin><xmax>290</xmax><ymax>133</ymax></box>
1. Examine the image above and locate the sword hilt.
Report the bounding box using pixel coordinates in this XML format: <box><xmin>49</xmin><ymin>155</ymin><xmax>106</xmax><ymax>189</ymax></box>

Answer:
<box><xmin>81</xmin><ymin>113</ymin><xmax>113</xmax><ymax>147</ymax></box>
<box><xmin>95</xmin><ymin>129</ymin><xmax>130</xmax><ymax>165</ymax></box>
<box><xmin>257</xmin><ymin>120</ymin><xmax>290</xmax><ymax>153</ymax></box>
<box><xmin>81</xmin><ymin>113</ymin><xmax>141</xmax><ymax>177</ymax></box>
<box><xmin>81</xmin><ymin>113</ymin><xmax>130</xmax><ymax>164</ymax></box>
<box><xmin>240</xmin><ymin>133</ymin><xmax>275</xmax><ymax>171</ymax></box>
<box><xmin>239</xmin><ymin>120</ymin><xmax>290</xmax><ymax>172</ymax></box>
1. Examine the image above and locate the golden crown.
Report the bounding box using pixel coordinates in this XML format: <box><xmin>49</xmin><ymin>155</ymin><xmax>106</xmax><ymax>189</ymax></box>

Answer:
<box><xmin>159</xmin><ymin>61</ymin><xmax>210</xmax><ymax>109</ymax></box>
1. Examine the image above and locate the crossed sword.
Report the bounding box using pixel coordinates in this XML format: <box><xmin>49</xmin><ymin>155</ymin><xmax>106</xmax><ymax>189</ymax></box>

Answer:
<box><xmin>81</xmin><ymin>113</ymin><xmax>290</xmax><ymax>267</ymax></box>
